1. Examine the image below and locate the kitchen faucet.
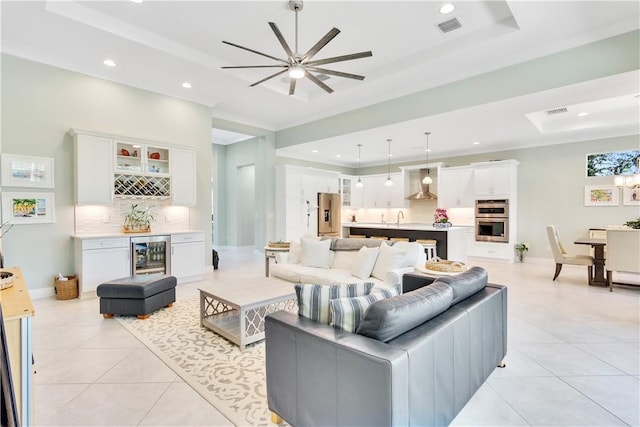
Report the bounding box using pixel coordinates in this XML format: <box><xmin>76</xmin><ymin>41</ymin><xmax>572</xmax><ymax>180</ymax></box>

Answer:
<box><xmin>396</xmin><ymin>210</ymin><xmax>404</xmax><ymax>227</ymax></box>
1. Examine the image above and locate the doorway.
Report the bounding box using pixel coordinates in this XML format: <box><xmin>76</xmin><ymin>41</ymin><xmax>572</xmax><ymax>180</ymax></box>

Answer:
<box><xmin>237</xmin><ymin>164</ymin><xmax>256</xmax><ymax>246</ymax></box>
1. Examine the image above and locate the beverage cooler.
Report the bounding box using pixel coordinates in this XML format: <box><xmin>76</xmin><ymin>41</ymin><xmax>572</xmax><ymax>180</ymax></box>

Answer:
<box><xmin>131</xmin><ymin>235</ymin><xmax>171</xmax><ymax>275</ymax></box>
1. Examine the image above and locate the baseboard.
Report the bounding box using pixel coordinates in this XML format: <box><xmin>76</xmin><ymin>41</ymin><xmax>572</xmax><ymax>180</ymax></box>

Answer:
<box><xmin>29</xmin><ymin>287</ymin><xmax>56</xmax><ymax>300</ymax></box>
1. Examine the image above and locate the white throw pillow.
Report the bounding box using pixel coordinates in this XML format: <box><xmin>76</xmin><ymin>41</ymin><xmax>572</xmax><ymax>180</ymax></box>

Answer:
<box><xmin>351</xmin><ymin>246</ymin><xmax>380</xmax><ymax>279</ymax></box>
<box><xmin>371</xmin><ymin>243</ymin><xmax>407</xmax><ymax>280</ymax></box>
<box><xmin>392</xmin><ymin>241</ymin><xmax>421</xmax><ymax>267</ymax></box>
<box><xmin>300</xmin><ymin>238</ymin><xmax>332</xmax><ymax>268</ymax></box>
<box><xmin>332</xmin><ymin>251</ymin><xmax>357</xmax><ymax>270</ymax></box>
<box><xmin>287</xmin><ymin>240</ymin><xmax>301</xmax><ymax>264</ymax></box>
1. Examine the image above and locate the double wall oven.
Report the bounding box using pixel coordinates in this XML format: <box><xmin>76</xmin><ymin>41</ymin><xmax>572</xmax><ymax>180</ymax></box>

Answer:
<box><xmin>475</xmin><ymin>199</ymin><xmax>509</xmax><ymax>243</ymax></box>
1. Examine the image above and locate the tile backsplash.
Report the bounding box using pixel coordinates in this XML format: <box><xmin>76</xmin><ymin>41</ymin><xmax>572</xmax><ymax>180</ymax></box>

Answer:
<box><xmin>75</xmin><ymin>199</ymin><xmax>190</xmax><ymax>235</ymax></box>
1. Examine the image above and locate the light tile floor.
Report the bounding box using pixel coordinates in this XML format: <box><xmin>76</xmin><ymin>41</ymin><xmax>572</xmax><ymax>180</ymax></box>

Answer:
<box><xmin>30</xmin><ymin>248</ymin><xmax>639</xmax><ymax>426</ymax></box>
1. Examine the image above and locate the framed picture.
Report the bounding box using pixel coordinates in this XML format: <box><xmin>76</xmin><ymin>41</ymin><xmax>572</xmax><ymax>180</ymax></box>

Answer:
<box><xmin>1</xmin><ymin>154</ymin><xmax>55</xmax><ymax>188</ymax></box>
<box><xmin>586</xmin><ymin>149</ymin><xmax>640</xmax><ymax>177</ymax></box>
<box><xmin>622</xmin><ymin>186</ymin><xmax>640</xmax><ymax>206</ymax></box>
<box><xmin>584</xmin><ymin>185</ymin><xmax>619</xmax><ymax>206</ymax></box>
<box><xmin>1</xmin><ymin>192</ymin><xmax>55</xmax><ymax>224</ymax></box>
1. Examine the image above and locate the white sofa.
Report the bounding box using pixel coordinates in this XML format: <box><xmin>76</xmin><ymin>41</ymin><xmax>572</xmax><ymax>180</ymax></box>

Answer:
<box><xmin>270</xmin><ymin>237</ymin><xmax>426</xmax><ymax>289</ymax></box>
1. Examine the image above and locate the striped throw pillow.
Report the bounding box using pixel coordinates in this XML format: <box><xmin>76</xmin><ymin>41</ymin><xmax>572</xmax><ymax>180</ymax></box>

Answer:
<box><xmin>330</xmin><ymin>284</ymin><xmax>401</xmax><ymax>333</ymax></box>
<box><xmin>295</xmin><ymin>282</ymin><xmax>374</xmax><ymax>324</ymax></box>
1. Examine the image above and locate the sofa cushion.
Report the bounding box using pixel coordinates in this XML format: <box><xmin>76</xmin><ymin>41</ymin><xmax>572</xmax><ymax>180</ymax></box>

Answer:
<box><xmin>351</xmin><ymin>246</ymin><xmax>380</xmax><ymax>279</ymax></box>
<box><xmin>300</xmin><ymin>238</ymin><xmax>332</xmax><ymax>268</ymax></box>
<box><xmin>432</xmin><ymin>266</ymin><xmax>488</xmax><ymax>305</ymax></box>
<box><xmin>331</xmin><ymin>250</ymin><xmax>358</xmax><ymax>270</ymax></box>
<box><xmin>356</xmin><ymin>282</ymin><xmax>453</xmax><ymax>342</ymax></box>
<box><xmin>287</xmin><ymin>240</ymin><xmax>301</xmax><ymax>264</ymax></box>
<box><xmin>295</xmin><ymin>282</ymin><xmax>374</xmax><ymax>324</ymax></box>
<box><xmin>329</xmin><ymin>284</ymin><xmax>401</xmax><ymax>333</ymax></box>
<box><xmin>371</xmin><ymin>243</ymin><xmax>407</xmax><ymax>280</ymax></box>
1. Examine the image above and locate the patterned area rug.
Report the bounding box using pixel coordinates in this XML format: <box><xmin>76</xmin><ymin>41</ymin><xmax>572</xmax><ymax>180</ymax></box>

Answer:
<box><xmin>116</xmin><ymin>297</ymin><xmax>271</xmax><ymax>426</ymax></box>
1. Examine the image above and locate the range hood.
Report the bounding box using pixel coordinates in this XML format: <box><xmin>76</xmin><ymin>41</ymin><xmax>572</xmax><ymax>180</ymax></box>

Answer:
<box><xmin>406</xmin><ymin>169</ymin><xmax>437</xmax><ymax>200</ymax></box>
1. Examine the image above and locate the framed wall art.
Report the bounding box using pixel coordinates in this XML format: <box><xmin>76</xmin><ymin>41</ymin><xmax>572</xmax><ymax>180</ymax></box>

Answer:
<box><xmin>584</xmin><ymin>185</ymin><xmax>619</xmax><ymax>206</ymax></box>
<box><xmin>622</xmin><ymin>186</ymin><xmax>640</xmax><ymax>206</ymax></box>
<box><xmin>1</xmin><ymin>192</ymin><xmax>56</xmax><ymax>224</ymax></box>
<box><xmin>1</xmin><ymin>154</ymin><xmax>55</xmax><ymax>188</ymax></box>
<box><xmin>586</xmin><ymin>149</ymin><xmax>640</xmax><ymax>177</ymax></box>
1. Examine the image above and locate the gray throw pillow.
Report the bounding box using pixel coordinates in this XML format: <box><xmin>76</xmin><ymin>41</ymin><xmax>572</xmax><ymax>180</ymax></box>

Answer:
<box><xmin>356</xmin><ymin>282</ymin><xmax>453</xmax><ymax>342</ymax></box>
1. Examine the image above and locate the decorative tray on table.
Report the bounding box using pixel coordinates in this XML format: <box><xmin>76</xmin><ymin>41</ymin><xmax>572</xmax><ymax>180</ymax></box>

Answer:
<box><xmin>268</xmin><ymin>241</ymin><xmax>290</xmax><ymax>249</ymax></box>
<box><xmin>0</xmin><ymin>271</ymin><xmax>15</xmax><ymax>290</ymax></box>
<box><xmin>415</xmin><ymin>257</ymin><xmax>467</xmax><ymax>276</ymax></box>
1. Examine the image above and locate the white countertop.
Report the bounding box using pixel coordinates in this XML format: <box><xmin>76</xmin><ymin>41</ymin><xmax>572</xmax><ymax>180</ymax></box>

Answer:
<box><xmin>342</xmin><ymin>222</ymin><xmax>467</xmax><ymax>231</ymax></box>
<box><xmin>72</xmin><ymin>230</ymin><xmax>203</xmax><ymax>239</ymax></box>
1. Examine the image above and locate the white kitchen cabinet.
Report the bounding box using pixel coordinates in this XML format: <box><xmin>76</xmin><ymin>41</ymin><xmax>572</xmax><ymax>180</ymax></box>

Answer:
<box><xmin>171</xmin><ymin>233</ymin><xmax>204</xmax><ymax>282</ymax></box>
<box><xmin>473</xmin><ymin>161</ymin><xmax>518</xmax><ymax>198</ymax></box>
<box><xmin>439</xmin><ymin>166</ymin><xmax>474</xmax><ymax>208</ymax></box>
<box><xmin>170</xmin><ymin>147</ymin><xmax>197</xmax><ymax>206</ymax></box>
<box><xmin>350</xmin><ymin>177</ymin><xmax>364</xmax><ymax>209</ymax></box>
<box><xmin>471</xmin><ymin>241</ymin><xmax>513</xmax><ymax>261</ymax></box>
<box><xmin>74</xmin><ymin>237</ymin><xmax>130</xmax><ymax>297</ymax></box>
<box><xmin>73</xmin><ymin>133</ymin><xmax>114</xmax><ymax>205</ymax></box>
<box><xmin>360</xmin><ymin>173</ymin><xmax>404</xmax><ymax>208</ymax></box>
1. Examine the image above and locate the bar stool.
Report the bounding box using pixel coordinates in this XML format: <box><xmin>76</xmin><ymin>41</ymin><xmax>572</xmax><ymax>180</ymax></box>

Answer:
<box><xmin>349</xmin><ymin>234</ymin><xmax>366</xmax><ymax>238</ymax></box>
<box><xmin>416</xmin><ymin>239</ymin><xmax>437</xmax><ymax>260</ymax></box>
<box><xmin>389</xmin><ymin>237</ymin><xmax>409</xmax><ymax>242</ymax></box>
<box><xmin>369</xmin><ymin>236</ymin><xmax>389</xmax><ymax>240</ymax></box>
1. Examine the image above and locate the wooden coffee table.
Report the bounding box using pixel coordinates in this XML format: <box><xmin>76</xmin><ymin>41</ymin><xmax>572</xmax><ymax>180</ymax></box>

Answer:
<box><xmin>199</xmin><ymin>279</ymin><xmax>297</xmax><ymax>350</ymax></box>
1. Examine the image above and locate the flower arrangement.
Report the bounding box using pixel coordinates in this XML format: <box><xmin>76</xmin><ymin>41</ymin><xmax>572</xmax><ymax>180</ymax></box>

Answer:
<box><xmin>434</xmin><ymin>208</ymin><xmax>449</xmax><ymax>223</ymax></box>
<box><xmin>514</xmin><ymin>242</ymin><xmax>529</xmax><ymax>254</ymax></box>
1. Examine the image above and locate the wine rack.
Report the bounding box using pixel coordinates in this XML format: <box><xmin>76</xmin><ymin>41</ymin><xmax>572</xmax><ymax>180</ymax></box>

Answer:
<box><xmin>114</xmin><ymin>174</ymin><xmax>171</xmax><ymax>199</ymax></box>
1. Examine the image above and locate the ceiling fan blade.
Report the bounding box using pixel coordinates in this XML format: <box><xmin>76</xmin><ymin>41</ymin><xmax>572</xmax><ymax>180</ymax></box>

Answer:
<box><xmin>222</xmin><ymin>40</ymin><xmax>289</xmax><ymax>64</ymax></box>
<box><xmin>301</xmin><ymin>27</ymin><xmax>340</xmax><ymax>63</ymax></box>
<box><xmin>305</xmin><ymin>72</ymin><xmax>334</xmax><ymax>94</ymax></box>
<box><xmin>249</xmin><ymin>69</ymin><xmax>289</xmax><ymax>87</ymax></box>
<box><xmin>222</xmin><ymin>65</ymin><xmax>288</xmax><ymax>69</ymax></box>
<box><xmin>306</xmin><ymin>67</ymin><xmax>365</xmax><ymax>80</ymax></box>
<box><xmin>268</xmin><ymin>22</ymin><xmax>294</xmax><ymax>59</ymax></box>
<box><xmin>305</xmin><ymin>51</ymin><xmax>373</xmax><ymax>67</ymax></box>
<box><xmin>289</xmin><ymin>78</ymin><xmax>297</xmax><ymax>96</ymax></box>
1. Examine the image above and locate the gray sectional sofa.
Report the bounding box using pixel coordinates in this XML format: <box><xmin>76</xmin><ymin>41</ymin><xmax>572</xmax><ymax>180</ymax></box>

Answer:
<box><xmin>265</xmin><ymin>267</ymin><xmax>507</xmax><ymax>427</ymax></box>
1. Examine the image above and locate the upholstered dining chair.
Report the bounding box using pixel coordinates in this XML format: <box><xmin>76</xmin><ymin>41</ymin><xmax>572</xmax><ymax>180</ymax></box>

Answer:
<box><xmin>546</xmin><ymin>225</ymin><xmax>594</xmax><ymax>284</ymax></box>
<box><xmin>605</xmin><ymin>228</ymin><xmax>640</xmax><ymax>292</ymax></box>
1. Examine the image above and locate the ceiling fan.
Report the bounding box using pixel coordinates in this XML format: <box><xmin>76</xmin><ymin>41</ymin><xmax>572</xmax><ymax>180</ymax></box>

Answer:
<box><xmin>221</xmin><ymin>0</ymin><xmax>372</xmax><ymax>95</ymax></box>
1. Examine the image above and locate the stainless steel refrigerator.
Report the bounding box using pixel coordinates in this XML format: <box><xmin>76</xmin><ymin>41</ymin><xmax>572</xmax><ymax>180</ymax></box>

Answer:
<box><xmin>317</xmin><ymin>193</ymin><xmax>341</xmax><ymax>237</ymax></box>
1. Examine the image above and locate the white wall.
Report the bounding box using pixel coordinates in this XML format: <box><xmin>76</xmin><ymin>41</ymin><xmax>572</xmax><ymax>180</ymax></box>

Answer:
<box><xmin>0</xmin><ymin>54</ymin><xmax>213</xmax><ymax>290</ymax></box>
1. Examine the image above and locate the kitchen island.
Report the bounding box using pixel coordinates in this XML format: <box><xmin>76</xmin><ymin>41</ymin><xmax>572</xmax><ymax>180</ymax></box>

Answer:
<box><xmin>342</xmin><ymin>222</ymin><xmax>469</xmax><ymax>261</ymax></box>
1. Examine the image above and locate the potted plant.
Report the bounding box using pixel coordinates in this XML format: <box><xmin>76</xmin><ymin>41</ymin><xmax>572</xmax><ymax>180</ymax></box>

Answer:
<box><xmin>123</xmin><ymin>204</ymin><xmax>155</xmax><ymax>233</ymax></box>
<box><xmin>514</xmin><ymin>242</ymin><xmax>529</xmax><ymax>262</ymax></box>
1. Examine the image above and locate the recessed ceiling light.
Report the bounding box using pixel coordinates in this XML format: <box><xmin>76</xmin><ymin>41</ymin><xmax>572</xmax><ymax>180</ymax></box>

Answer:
<box><xmin>131</xmin><ymin>0</ymin><xmax>143</xmax><ymax>3</ymax></box>
<box><xmin>336</xmin><ymin>154</ymin><xmax>342</xmax><ymax>158</ymax></box>
<box><xmin>472</xmin><ymin>141</ymin><xmax>480</xmax><ymax>145</ymax></box>
<box><xmin>182</xmin><ymin>82</ymin><xmax>192</xmax><ymax>89</ymax></box>
<box><xmin>440</xmin><ymin>3</ymin><xmax>455</xmax><ymax>14</ymax></box>
<box><xmin>312</xmin><ymin>150</ymin><xmax>318</xmax><ymax>153</ymax></box>
<box><xmin>103</xmin><ymin>59</ymin><xmax>116</xmax><ymax>67</ymax></box>
<box><xmin>425</xmin><ymin>148</ymin><xmax>432</xmax><ymax>152</ymax></box>
<box><xmin>577</xmin><ymin>112</ymin><xmax>589</xmax><ymax>117</ymax></box>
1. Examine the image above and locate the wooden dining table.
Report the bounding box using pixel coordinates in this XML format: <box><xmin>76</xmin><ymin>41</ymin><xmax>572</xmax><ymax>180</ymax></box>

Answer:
<box><xmin>574</xmin><ymin>237</ymin><xmax>607</xmax><ymax>286</ymax></box>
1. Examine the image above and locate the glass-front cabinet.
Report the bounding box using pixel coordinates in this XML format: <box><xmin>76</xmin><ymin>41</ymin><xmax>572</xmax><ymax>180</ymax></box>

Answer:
<box><xmin>115</xmin><ymin>141</ymin><xmax>170</xmax><ymax>175</ymax></box>
<box><xmin>114</xmin><ymin>141</ymin><xmax>171</xmax><ymax>199</ymax></box>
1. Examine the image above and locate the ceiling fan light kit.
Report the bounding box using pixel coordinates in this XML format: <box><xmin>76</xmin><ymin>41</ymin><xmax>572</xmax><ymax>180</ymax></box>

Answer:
<box><xmin>222</xmin><ymin>0</ymin><xmax>372</xmax><ymax>95</ymax></box>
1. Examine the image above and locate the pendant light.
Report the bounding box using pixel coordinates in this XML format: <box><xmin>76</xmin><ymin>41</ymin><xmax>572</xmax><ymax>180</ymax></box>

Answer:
<box><xmin>423</xmin><ymin>131</ymin><xmax>433</xmax><ymax>184</ymax></box>
<box><xmin>384</xmin><ymin>139</ymin><xmax>394</xmax><ymax>187</ymax></box>
<box><xmin>355</xmin><ymin>144</ymin><xmax>364</xmax><ymax>188</ymax></box>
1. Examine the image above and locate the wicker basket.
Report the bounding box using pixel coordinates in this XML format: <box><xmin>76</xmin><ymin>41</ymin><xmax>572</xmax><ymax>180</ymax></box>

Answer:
<box><xmin>54</xmin><ymin>275</ymin><xmax>78</xmax><ymax>300</ymax></box>
<box><xmin>268</xmin><ymin>241</ymin><xmax>290</xmax><ymax>249</ymax></box>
